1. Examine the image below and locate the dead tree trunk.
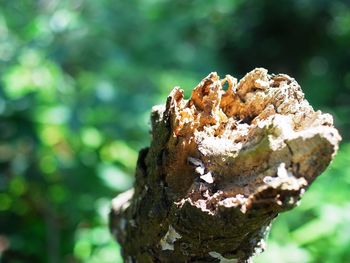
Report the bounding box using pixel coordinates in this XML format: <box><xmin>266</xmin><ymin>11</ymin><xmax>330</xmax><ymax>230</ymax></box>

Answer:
<box><xmin>110</xmin><ymin>68</ymin><xmax>340</xmax><ymax>263</ymax></box>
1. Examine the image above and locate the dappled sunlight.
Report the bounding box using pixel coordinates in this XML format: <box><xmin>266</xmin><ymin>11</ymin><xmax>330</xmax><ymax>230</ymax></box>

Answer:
<box><xmin>0</xmin><ymin>0</ymin><xmax>349</xmax><ymax>262</ymax></box>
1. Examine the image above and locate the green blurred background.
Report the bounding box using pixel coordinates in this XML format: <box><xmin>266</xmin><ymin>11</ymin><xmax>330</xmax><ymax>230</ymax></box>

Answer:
<box><xmin>0</xmin><ymin>0</ymin><xmax>349</xmax><ymax>262</ymax></box>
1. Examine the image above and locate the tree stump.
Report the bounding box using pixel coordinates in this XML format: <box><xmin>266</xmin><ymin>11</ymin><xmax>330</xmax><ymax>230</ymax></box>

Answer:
<box><xmin>110</xmin><ymin>68</ymin><xmax>341</xmax><ymax>263</ymax></box>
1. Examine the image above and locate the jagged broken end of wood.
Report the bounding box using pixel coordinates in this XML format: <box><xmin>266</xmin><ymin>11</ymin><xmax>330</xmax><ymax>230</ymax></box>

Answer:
<box><xmin>110</xmin><ymin>68</ymin><xmax>341</xmax><ymax>263</ymax></box>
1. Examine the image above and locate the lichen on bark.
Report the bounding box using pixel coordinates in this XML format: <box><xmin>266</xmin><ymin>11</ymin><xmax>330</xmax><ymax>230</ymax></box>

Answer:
<box><xmin>110</xmin><ymin>68</ymin><xmax>341</xmax><ymax>263</ymax></box>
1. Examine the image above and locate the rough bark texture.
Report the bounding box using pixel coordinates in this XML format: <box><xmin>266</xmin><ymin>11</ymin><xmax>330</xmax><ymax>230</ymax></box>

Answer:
<box><xmin>110</xmin><ymin>68</ymin><xmax>341</xmax><ymax>263</ymax></box>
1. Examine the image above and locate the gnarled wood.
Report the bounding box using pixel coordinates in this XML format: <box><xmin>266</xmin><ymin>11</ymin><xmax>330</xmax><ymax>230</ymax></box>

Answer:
<box><xmin>110</xmin><ymin>68</ymin><xmax>341</xmax><ymax>263</ymax></box>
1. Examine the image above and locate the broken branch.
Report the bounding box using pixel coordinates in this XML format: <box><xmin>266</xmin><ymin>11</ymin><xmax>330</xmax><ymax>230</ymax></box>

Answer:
<box><xmin>110</xmin><ymin>68</ymin><xmax>341</xmax><ymax>262</ymax></box>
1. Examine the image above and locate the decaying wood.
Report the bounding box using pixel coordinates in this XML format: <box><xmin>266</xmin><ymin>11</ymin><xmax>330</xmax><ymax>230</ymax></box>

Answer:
<box><xmin>110</xmin><ymin>68</ymin><xmax>341</xmax><ymax>263</ymax></box>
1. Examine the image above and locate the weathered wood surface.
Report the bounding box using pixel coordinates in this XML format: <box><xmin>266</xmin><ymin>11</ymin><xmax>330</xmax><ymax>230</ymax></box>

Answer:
<box><xmin>110</xmin><ymin>68</ymin><xmax>341</xmax><ymax>263</ymax></box>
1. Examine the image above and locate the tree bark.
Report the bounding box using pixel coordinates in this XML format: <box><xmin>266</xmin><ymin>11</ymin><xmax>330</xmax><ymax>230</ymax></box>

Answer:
<box><xmin>110</xmin><ymin>68</ymin><xmax>341</xmax><ymax>263</ymax></box>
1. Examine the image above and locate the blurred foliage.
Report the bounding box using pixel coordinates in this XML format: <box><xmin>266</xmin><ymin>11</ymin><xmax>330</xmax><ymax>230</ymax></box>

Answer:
<box><xmin>0</xmin><ymin>0</ymin><xmax>349</xmax><ymax>262</ymax></box>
